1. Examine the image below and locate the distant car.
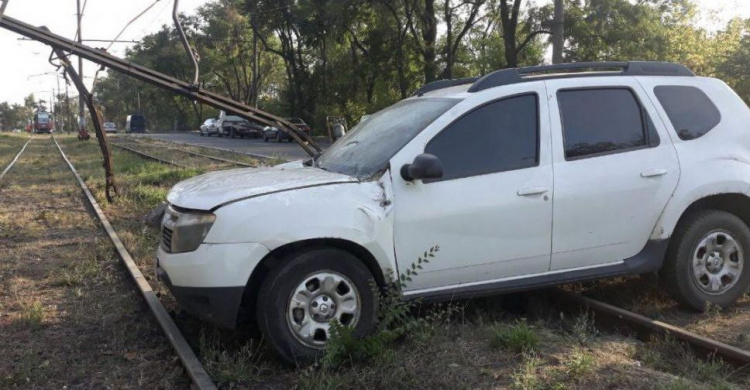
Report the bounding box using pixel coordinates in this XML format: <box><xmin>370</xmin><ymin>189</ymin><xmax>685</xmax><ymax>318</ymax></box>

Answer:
<box><xmin>200</xmin><ymin>118</ymin><xmax>220</xmax><ymax>136</ymax></box>
<box><xmin>262</xmin><ymin>126</ymin><xmax>293</xmax><ymax>142</ymax></box>
<box><xmin>286</xmin><ymin>117</ymin><xmax>312</xmax><ymax>135</ymax></box>
<box><xmin>103</xmin><ymin>122</ymin><xmax>117</xmax><ymax>134</ymax></box>
<box><xmin>217</xmin><ymin>111</ymin><xmax>263</xmax><ymax>138</ymax></box>
<box><xmin>126</xmin><ymin>114</ymin><xmax>146</xmax><ymax>133</ymax></box>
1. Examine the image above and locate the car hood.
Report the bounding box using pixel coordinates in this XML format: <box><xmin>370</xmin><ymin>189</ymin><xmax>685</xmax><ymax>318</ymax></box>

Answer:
<box><xmin>167</xmin><ymin>165</ymin><xmax>357</xmax><ymax>210</ymax></box>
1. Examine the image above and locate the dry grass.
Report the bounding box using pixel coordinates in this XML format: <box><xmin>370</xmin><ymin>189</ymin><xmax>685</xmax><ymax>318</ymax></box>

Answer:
<box><xmin>0</xmin><ymin>135</ymin><xmax>188</xmax><ymax>388</ymax></box>
<box><xmin>55</xmin><ymin>135</ymin><xmax>750</xmax><ymax>389</ymax></box>
<box><xmin>568</xmin><ymin>275</ymin><xmax>750</xmax><ymax>351</ymax></box>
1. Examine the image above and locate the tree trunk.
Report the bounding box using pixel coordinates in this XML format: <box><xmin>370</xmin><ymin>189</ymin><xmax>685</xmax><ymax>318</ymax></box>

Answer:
<box><xmin>552</xmin><ymin>0</ymin><xmax>564</xmax><ymax>64</ymax></box>
<box><xmin>422</xmin><ymin>0</ymin><xmax>438</xmax><ymax>82</ymax></box>
<box><xmin>500</xmin><ymin>0</ymin><xmax>521</xmax><ymax>68</ymax></box>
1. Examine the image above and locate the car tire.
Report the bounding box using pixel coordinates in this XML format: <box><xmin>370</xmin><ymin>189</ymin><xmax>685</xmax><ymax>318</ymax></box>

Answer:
<box><xmin>263</xmin><ymin>136</ymin><xmax>268</xmax><ymax>142</ymax></box>
<box><xmin>661</xmin><ymin>209</ymin><xmax>750</xmax><ymax>311</ymax></box>
<box><xmin>230</xmin><ymin>129</ymin><xmax>236</xmax><ymax>138</ymax></box>
<box><xmin>200</xmin><ymin>131</ymin><xmax>204</xmax><ymax>136</ymax></box>
<box><xmin>256</xmin><ymin>248</ymin><xmax>379</xmax><ymax>364</ymax></box>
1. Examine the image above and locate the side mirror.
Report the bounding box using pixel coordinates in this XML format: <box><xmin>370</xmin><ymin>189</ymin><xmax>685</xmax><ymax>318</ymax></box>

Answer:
<box><xmin>401</xmin><ymin>153</ymin><xmax>443</xmax><ymax>182</ymax></box>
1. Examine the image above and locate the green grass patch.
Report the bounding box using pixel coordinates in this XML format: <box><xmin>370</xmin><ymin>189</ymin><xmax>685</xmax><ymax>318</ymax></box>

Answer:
<box><xmin>489</xmin><ymin>320</ymin><xmax>540</xmax><ymax>353</ymax></box>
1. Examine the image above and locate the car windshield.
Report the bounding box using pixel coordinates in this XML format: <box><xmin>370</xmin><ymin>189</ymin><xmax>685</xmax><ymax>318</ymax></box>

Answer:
<box><xmin>287</xmin><ymin>117</ymin><xmax>305</xmax><ymax>124</ymax></box>
<box><xmin>104</xmin><ymin>123</ymin><xmax>115</xmax><ymax>127</ymax></box>
<box><xmin>224</xmin><ymin>115</ymin><xmax>247</xmax><ymax>123</ymax></box>
<box><xmin>316</xmin><ymin>97</ymin><xmax>459</xmax><ymax>179</ymax></box>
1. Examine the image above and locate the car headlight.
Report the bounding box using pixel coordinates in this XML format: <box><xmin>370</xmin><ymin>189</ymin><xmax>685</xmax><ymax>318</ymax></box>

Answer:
<box><xmin>161</xmin><ymin>205</ymin><xmax>216</xmax><ymax>253</ymax></box>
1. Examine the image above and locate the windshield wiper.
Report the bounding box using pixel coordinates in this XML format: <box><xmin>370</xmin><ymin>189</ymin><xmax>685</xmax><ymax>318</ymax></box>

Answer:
<box><xmin>303</xmin><ymin>151</ymin><xmax>324</xmax><ymax>167</ymax></box>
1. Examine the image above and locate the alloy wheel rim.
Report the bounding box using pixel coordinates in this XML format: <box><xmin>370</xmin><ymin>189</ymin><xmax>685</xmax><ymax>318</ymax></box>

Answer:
<box><xmin>286</xmin><ymin>271</ymin><xmax>361</xmax><ymax>349</ymax></box>
<box><xmin>691</xmin><ymin>230</ymin><xmax>744</xmax><ymax>296</ymax></box>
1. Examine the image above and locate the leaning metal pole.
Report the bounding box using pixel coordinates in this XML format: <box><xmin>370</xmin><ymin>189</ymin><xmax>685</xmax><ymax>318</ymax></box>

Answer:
<box><xmin>172</xmin><ymin>0</ymin><xmax>200</xmax><ymax>87</ymax></box>
<box><xmin>49</xmin><ymin>42</ymin><xmax>118</xmax><ymax>202</ymax></box>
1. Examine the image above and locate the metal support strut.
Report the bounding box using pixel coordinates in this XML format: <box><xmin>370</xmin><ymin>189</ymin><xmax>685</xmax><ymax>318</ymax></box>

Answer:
<box><xmin>0</xmin><ymin>11</ymin><xmax>322</xmax><ymax>157</ymax></box>
<box><xmin>45</xmin><ymin>30</ymin><xmax>118</xmax><ymax>202</ymax></box>
<box><xmin>172</xmin><ymin>0</ymin><xmax>200</xmax><ymax>87</ymax></box>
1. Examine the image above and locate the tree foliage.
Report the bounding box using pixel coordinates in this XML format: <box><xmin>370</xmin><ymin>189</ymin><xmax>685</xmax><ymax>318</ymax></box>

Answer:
<box><xmin>4</xmin><ymin>0</ymin><xmax>744</xmax><ymax>133</ymax></box>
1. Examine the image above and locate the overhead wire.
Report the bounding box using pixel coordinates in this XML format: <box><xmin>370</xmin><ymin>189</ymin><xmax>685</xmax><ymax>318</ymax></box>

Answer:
<box><xmin>92</xmin><ymin>0</ymin><xmax>164</xmax><ymax>89</ymax></box>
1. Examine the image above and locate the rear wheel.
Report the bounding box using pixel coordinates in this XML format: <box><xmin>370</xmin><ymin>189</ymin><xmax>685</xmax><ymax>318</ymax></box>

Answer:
<box><xmin>256</xmin><ymin>248</ymin><xmax>378</xmax><ymax>364</ymax></box>
<box><xmin>661</xmin><ymin>210</ymin><xmax>750</xmax><ymax>310</ymax></box>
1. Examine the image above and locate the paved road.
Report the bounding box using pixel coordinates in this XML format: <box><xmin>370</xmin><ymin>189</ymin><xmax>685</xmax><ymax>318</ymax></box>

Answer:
<box><xmin>131</xmin><ymin>132</ymin><xmax>330</xmax><ymax>161</ymax></box>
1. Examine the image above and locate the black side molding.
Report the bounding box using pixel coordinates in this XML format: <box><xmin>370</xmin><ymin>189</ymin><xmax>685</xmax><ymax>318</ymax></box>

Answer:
<box><xmin>408</xmin><ymin>239</ymin><xmax>669</xmax><ymax>302</ymax></box>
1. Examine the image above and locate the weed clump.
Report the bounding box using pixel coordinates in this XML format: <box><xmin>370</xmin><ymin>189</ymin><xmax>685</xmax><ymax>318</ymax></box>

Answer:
<box><xmin>17</xmin><ymin>301</ymin><xmax>44</xmax><ymax>328</ymax></box>
<box><xmin>321</xmin><ymin>245</ymin><xmax>456</xmax><ymax>369</ymax></box>
<box><xmin>489</xmin><ymin>320</ymin><xmax>540</xmax><ymax>353</ymax></box>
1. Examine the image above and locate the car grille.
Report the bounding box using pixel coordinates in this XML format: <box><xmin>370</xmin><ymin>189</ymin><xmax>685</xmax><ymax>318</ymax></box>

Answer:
<box><xmin>161</xmin><ymin>226</ymin><xmax>173</xmax><ymax>252</ymax></box>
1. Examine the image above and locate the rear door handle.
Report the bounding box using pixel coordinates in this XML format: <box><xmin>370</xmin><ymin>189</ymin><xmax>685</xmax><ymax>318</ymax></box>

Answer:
<box><xmin>517</xmin><ymin>187</ymin><xmax>549</xmax><ymax>196</ymax></box>
<box><xmin>641</xmin><ymin>168</ymin><xmax>668</xmax><ymax>178</ymax></box>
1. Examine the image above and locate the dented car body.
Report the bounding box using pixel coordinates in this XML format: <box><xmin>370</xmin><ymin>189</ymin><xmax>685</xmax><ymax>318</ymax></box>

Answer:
<box><xmin>156</xmin><ymin>62</ymin><xmax>750</xmax><ymax>362</ymax></box>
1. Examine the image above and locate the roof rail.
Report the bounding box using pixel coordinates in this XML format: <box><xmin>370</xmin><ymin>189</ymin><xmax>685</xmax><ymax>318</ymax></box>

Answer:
<box><xmin>467</xmin><ymin>61</ymin><xmax>694</xmax><ymax>93</ymax></box>
<box><xmin>414</xmin><ymin>77</ymin><xmax>478</xmax><ymax>96</ymax></box>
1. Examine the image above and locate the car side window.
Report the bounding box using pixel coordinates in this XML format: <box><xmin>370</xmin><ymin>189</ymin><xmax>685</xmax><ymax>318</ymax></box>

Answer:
<box><xmin>654</xmin><ymin>85</ymin><xmax>721</xmax><ymax>140</ymax></box>
<box><xmin>558</xmin><ymin>88</ymin><xmax>659</xmax><ymax>160</ymax></box>
<box><xmin>425</xmin><ymin>94</ymin><xmax>539</xmax><ymax>182</ymax></box>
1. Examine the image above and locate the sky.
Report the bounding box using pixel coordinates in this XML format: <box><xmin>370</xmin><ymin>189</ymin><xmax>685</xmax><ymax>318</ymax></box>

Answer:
<box><xmin>0</xmin><ymin>0</ymin><xmax>747</xmax><ymax>106</ymax></box>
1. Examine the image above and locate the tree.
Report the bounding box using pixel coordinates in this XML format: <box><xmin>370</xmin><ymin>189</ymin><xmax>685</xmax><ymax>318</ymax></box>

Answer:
<box><xmin>498</xmin><ymin>0</ymin><xmax>551</xmax><ymax>67</ymax></box>
<box><xmin>552</xmin><ymin>0</ymin><xmax>564</xmax><ymax>64</ymax></box>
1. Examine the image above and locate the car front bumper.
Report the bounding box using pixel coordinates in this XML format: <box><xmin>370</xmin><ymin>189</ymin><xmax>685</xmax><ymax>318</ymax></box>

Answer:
<box><xmin>155</xmin><ymin>242</ymin><xmax>270</xmax><ymax>328</ymax></box>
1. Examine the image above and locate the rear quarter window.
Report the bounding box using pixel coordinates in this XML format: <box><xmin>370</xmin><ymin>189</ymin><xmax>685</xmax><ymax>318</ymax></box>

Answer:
<box><xmin>654</xmin><ymin>85</ymin><xmax>721</xmax><ymax>140</ymax></box>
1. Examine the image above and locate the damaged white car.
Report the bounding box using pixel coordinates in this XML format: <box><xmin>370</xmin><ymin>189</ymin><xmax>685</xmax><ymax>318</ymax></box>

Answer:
<box><xmin>157</xmin><ymin>61</ymin><xmax>750</xmax><ymax>362</ymax></box>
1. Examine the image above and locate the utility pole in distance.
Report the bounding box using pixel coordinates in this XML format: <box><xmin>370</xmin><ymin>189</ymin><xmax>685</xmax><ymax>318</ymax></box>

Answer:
<box><xmin>552</xmin><ymin>0</ymin><xmax>564</xmax><ymax>64</ymax></box>
<box><xmin>76</xmin><ymin>0</ymin><xmax>85</xmax><ymax>131</ymax></box>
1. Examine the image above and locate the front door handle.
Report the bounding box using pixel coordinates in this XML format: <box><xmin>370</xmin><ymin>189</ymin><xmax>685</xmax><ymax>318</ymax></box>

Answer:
<box><xmin>641</xmin><ymin>168</ymin><xmax>668</xmax><ymax>178</ymax></box>
<box><xmin>517</xmin><ymin>187</ymin><xmax>549</xmax><ymax>196</ymax></box>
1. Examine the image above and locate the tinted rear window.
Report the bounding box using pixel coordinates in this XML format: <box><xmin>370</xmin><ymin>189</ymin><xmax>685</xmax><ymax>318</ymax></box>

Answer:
<box><xmin>558</xmin><ymin>88</ymin><xmax>656</xmax><ymax>159</ymax></box>
<box><xmin>654</xmin><ymin>86</ymin><xmax>721</xmax><ymax>140</ymax></box>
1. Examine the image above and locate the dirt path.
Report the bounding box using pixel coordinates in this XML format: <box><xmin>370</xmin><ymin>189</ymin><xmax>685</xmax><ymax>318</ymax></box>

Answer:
<box><xmin>0</xmin><ymin>136</ymin><xmax>188</xmax><ymax>388</ymax></box>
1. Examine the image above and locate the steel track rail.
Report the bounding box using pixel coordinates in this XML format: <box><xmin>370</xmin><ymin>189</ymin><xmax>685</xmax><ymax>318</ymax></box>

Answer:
<box><xmin>52</xmin><ymin>136</ymin><xmax>216</xmax><ymax>390</ymax></box>
<box><xmin>138</xmin><ymin>137</ymin><xmax>286</xmax><ymax>164</ymax></box>
<box><xmin>0</xmin><ymin>136</ymin><xmax>33</xmax><ymax>182</ymax></box>
<box><xmin>109</xmin><ymin>141</ymin><xmax>190</xmax><ymax>169</ymax></box>
<box><xmin>121</xmin><ymin>137</ymin><xmax>255</xmax><ymax>168</ymax></box>
<box><xmin>552</xmin><ymin>289</ymin><xmax>750</xmax><ymax>369</ymax></box>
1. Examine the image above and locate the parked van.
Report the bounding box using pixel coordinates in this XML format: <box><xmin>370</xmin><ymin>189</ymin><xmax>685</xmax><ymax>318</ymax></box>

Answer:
<box><xmin>125</xmin><ymin>114</ymin><xmax>146</xmax><ymax>133</ymax></box>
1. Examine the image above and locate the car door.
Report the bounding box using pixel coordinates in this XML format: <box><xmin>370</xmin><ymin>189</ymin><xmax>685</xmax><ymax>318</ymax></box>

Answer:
<box><xmin>391</xmin><ymin>83</ymin><xmax>553</xmax><ymax>294</ymax></box>
<box><xmin>546</xmin><ymin>77</ymin><xmax>680</xmax><ymax>271</ymax></box>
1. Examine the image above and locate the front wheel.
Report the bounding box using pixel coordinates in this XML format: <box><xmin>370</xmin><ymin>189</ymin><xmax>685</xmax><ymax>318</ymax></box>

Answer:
<box><xmin>661</xmin><ymin>210</ymin><xmax>750</xmax><ymax>310</ymax></box>
<box><xmin>256</xmin><ymin>248</ymin><xmax>379</xmax><ymax>363</ymax></box>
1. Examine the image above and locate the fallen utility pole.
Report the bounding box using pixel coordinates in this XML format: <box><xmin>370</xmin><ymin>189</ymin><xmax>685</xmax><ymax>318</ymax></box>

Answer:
<box><xmin>0</xmin><ymin>1</ymin><xmax>322</xmax><ymax>157</ymax></box>
<box><xmin>47</xmin><ymin>39</ymin><xmax>118</xmax><ymax>201</ymax></box>
<box><xmin>76</xmin><ymin>0</ymin><xmax>85</xmax><ymax>134</ymax></box>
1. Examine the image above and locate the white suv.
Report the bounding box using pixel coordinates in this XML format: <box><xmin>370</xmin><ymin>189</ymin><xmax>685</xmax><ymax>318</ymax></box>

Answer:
<box><xmin>156</xmin><ymin>62</ymin><xmax>750</xmax><ymax>362</ymax></box>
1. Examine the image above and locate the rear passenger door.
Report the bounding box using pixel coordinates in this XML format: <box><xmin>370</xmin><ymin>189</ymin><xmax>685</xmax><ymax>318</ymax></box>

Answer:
<box><xmin>546</xmin><ymin>78</ymin><xmax>680</xmax><ymax>271</ymax></box>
